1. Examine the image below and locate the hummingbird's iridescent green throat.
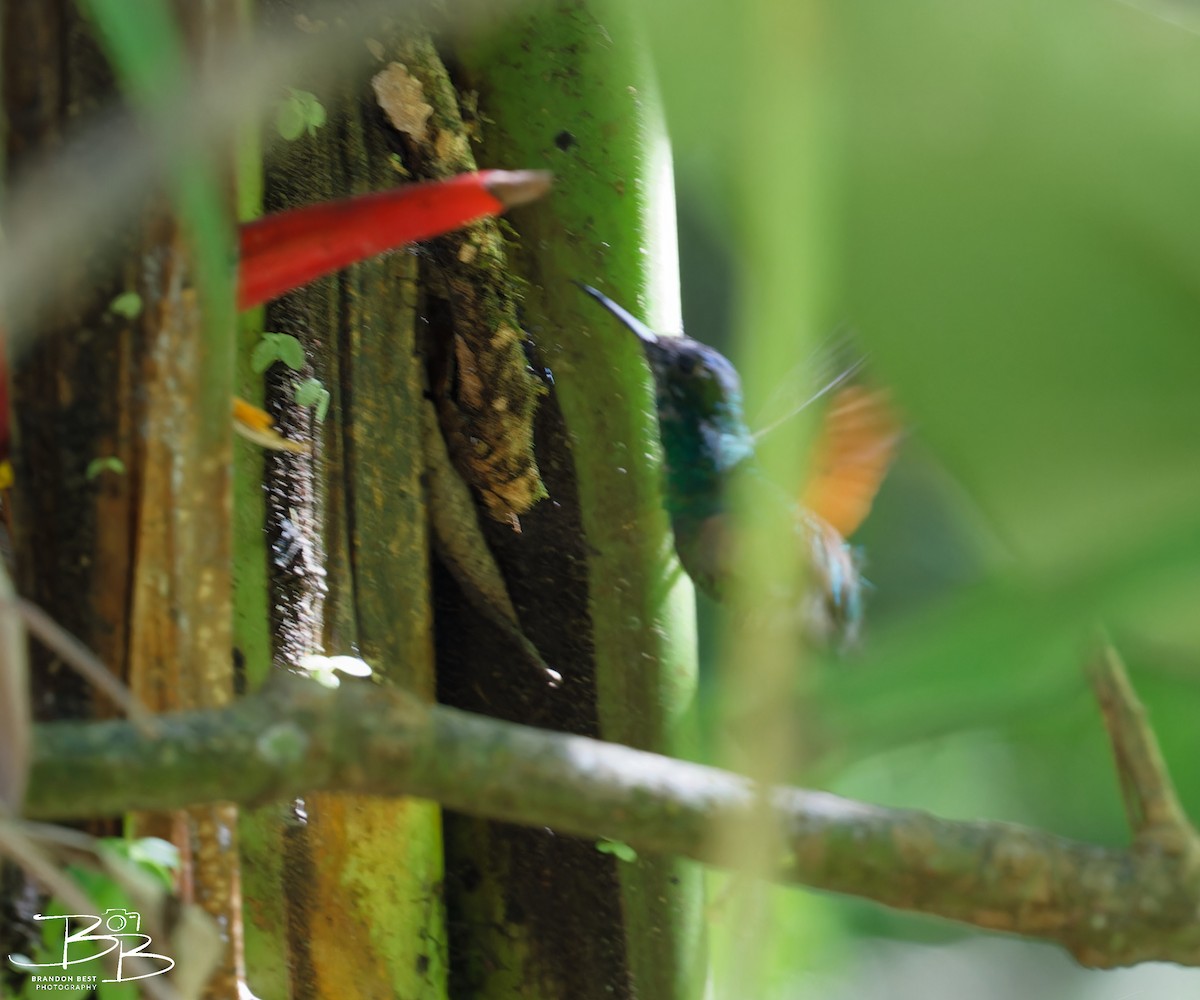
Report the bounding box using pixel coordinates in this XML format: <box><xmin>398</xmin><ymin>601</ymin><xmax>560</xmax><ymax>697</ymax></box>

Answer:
<box><xmin>575</xmin><ymin>284</ymin><xmax>755</xmax><ymax>522</ymax></box>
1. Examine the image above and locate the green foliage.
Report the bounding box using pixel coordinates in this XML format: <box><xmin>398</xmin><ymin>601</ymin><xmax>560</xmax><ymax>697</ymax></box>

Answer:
<box><xmin>85</xmin><ymin>457</ymin><xmax>126</xmax><ymax>481</ymax></box>
<box><xmin>250</xmin><ymin>332</ymin><xmax>305</xmax><ymax>374</ymax></box>
<box><xmin>248</xmin><ymin>333</ymin><xmax>327</xmax><ymax>453</ymax></box>
<box><xmin>104</xmin><ymin>836</ymin><xmax>179</xmax><ymax>890</ymax></box>
<box><xmin>596</xmin><ymin>839</ymin><xmax>638</xmax><ymax>863</ymax></box>
<box><xmin>275</xmin><ymin>89</ymin><xmax>326</xmax><ymax>141</ymax></box>
<box><xmin>106</xmin><ymin>292</ymin><xmax>142</xmax><ymax>319</ymax></box>
<box><xmin>293</xmin><ymin>378</ymin><xmax>330</xmax><ymax>422</ymax></box>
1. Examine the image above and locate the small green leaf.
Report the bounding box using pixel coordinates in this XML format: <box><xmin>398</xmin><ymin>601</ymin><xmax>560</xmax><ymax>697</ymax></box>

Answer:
<box><xmin>98</xmin><ymin>836</ymin><xmax>180</xmax><ymax>891</ymax></box>
<box><xmin>294</xmin><ymin>378</ymin><xmax>330</xmax><ymax>423</ymax></box>
<box><xmin>275</xmin><ymin>98</ymin><xmax>305</xmax><ymax>141</ymax></box>
<box><xmin>86</xmin><ymin>456</ymin><xmax>126</xmax><ymax>481</ymax></box>
<box><xmin>596</xmin><ymin>839</ymin><xmax>637</xmax><ymax>863</ymax></box>
<box><xmin>294</xmin><ymin>379</ymin><xmax>322</xmax><ymax>407</ymax></box>
<box><xmin>306</xmin><ymin>100</ymin><xmax>327</xmax><ymax>135</ymax></box>
<box><xmin>277</xmin><ymin>335</ymin><xmax>305</xmax><ymax>371</ymax></box>
<box><xmin>251</xmin><ymin>332</ymin><xmax>305</xmax><ymax>374</ymax></box>
<box><xmin>277</xmin><ymin>89</ymin><xmax>325</xmax><ymax>141</ymax></box>
<box><xmin>250</xmin><ymin>338</ymin><xmax>276</xmax><ymax>374</ymax></box>
<box><xmin>108</xmin><ymin>291</ymin><xmax>142</xmax><ymax>319</ymax></box>
<box><xmin>123</xmin><ymin>836</ymin><xmax>181</xmax><ymax>872</ymax></box>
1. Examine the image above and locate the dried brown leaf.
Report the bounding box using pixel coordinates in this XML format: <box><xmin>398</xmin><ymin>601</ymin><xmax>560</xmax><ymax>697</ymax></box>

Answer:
<box><xmin>371</xmin><ymin>62</ymin><xmax>433</xmax><ymax>141</ymax></box>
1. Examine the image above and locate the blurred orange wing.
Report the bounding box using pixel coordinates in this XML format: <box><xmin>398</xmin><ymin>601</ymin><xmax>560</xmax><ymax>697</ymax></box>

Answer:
<box><xmin>801</xmin><ymin>385</ymin><xmax>899</xmax><ymax>538</ymax></box>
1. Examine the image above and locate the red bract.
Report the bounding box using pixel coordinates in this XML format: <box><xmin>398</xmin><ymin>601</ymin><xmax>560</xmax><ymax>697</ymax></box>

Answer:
<box><xmin>237</xmin><ymin>169</ymin><xmax>551</xmax><ymax>310</ymax></box>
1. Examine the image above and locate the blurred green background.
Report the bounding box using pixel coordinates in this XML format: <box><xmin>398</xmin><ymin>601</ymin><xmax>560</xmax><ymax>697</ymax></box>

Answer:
<box><xmin>661</xmin><ymin>0</ymin><xmax>1200</xmax><ymax>995</ymax></box>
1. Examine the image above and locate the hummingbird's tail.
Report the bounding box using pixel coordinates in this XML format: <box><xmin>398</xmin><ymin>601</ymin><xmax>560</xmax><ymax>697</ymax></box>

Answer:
<box><xmin>801</xmin><ymin>510</ymin><xmax>867</xmax><ymax>647</ymax></box>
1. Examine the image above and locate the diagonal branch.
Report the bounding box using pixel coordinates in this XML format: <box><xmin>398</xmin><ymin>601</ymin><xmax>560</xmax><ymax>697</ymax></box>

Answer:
<box><xmin>23</xmin><ymin>670</ymin><xmax>1200</xmax><ymax>970</ymax></box>
<box><xmin>1088</xmin><ymin>641</ymin><xmax>1200</xmax><ymax>861</ymax></box>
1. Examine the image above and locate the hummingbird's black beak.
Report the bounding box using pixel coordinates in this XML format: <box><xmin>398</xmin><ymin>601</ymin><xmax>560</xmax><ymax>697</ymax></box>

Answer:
<box><xmin>574</xmin><ymin>282</ymin><xmax>660</xmax><ymax>347</ymax></box>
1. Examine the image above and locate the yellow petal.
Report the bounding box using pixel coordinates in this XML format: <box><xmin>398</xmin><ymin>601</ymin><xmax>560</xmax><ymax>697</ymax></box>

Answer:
<box><xmin>232</xmin><ymin>397</ymin><xmax>308</xmax><ymax>455</ymax></box>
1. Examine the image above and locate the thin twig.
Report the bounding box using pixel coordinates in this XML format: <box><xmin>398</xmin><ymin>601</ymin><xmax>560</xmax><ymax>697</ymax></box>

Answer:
<box><xmin>1087</xmin><ymin>640</ymin><xmax>1199</xmax><ymax>858</ymax></box>
<box><xmin>0</xmin><ymin>563</ymin><xmax>30</xmax><ymax>809</ymax></box>
<box><xmin>17</xmin><ymin>599</ymin><xmax>159</xmax><ymax>735</ymax></box>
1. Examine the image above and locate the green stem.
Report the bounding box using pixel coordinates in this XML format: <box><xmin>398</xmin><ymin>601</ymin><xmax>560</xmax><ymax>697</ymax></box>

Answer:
<box><xmin>453</xmin><ymin>2</ymin><xmax>703</xmax><ymax>995</ymax></box>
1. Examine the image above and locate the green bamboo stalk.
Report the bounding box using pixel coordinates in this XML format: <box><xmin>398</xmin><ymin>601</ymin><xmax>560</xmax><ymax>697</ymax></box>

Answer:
<box><xmin>452</xmin><ymin>2</ymin><xmax>704</xmax><ymax>996</ymax></box>
<box><xmin>229</xmin><ymin>3</ymin><xmax>295</xmax><ymax>992</ymax></box>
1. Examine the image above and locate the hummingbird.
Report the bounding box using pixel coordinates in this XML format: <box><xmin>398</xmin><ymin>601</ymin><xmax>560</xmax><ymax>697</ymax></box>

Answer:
<box><xmin>577</xmin><ymin>283</ymin><xmax>897</xmax><ymax>644</ymax></box>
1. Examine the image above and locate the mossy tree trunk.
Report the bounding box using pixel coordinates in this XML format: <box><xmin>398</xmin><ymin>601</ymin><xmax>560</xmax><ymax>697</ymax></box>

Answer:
<box><xmin>236</xmin><ymin>5</ymin><xmax>446</xmax><ymax>997</ymax></box>
<box><xmin>446</xmin><ymin>5</ymin><xmax>704</xmax><ymax>997</ymax></box>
